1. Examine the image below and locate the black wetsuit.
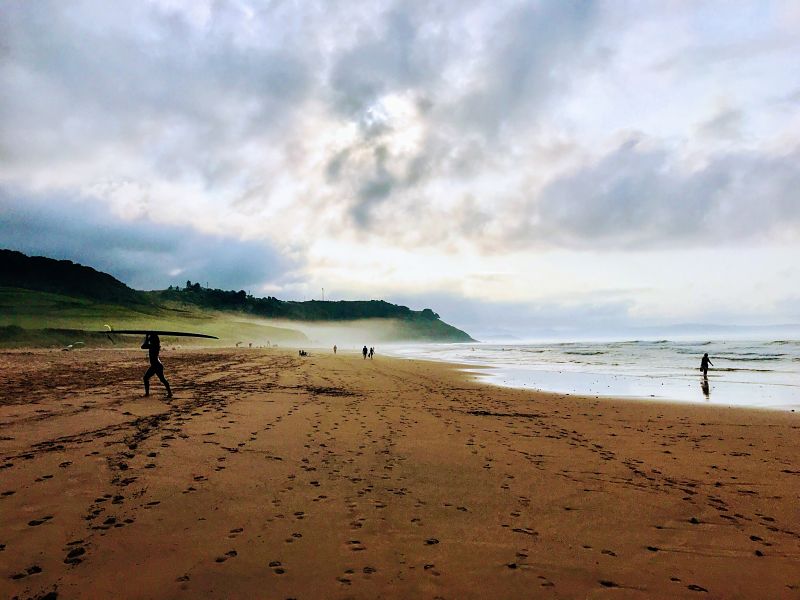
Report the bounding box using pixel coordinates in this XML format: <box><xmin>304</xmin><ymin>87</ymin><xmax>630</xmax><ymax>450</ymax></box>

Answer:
<box><xmin>700</xmin><ymin>355</ymin><xmax>713</xmax><ymax>377</ymax></box>
<box><xmin>142</xmin><ymin>334</ymin><xmax>172</xmax><ymax>397</ymax></box>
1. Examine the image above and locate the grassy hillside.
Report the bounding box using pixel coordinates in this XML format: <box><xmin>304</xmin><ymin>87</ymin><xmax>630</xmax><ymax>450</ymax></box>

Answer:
<box><xmin>0</xmin><ymin>250</ymin><xmax>476</xmax><ymax>346</ymax></box>
<box><xmin>0</xmin><ymin>287</ymin><xmax>308</xmax><ymax>348</ymax></box>
<box><xmin>152</xmin><ymin>288</ymin><xmax>474</xmax><ymax>341</ymax></box>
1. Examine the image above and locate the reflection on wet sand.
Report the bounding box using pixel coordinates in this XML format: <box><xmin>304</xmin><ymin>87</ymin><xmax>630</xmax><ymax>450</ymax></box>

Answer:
<box><xmin>701</xmin><ymin>376</ymin><xmax>710</xmax><ymax>399</ymax></box>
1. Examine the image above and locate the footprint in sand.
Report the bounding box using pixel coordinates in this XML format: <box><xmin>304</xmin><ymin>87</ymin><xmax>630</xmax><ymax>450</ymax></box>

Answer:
<box><xmin>11</xmin><ymin>565</ymin><xmax>43</xmax><ymax>579</ymax></box>
<box><xmin>214</xmin><ymin>550</ymin><xmax>238</xmax><ymax>563</ymax></box>
<box><xmin>64</xmin><ymin>546</ymin><xmax>86</xmax><ymax>565</ymax></box>
<box><xmin>347</xmin><ymin>539</ymin><xmax>366</xmax><ymax>551</ymax></box>
<box><xmin>268</xmin><ymin>560</ymin><xmax>285</xmax><ymax>574</ymax></box>
<box><xmin>538</xmin><ymin>575</ymin><xmax>555</xmax><ymax>587</ymax></box>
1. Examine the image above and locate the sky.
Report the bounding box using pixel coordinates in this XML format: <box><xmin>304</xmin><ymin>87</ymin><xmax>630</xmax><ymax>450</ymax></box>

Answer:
<box><xmin>1</xmin><ymin>1</ymin><xmax>799</xmax><ymax>338</ymax></box>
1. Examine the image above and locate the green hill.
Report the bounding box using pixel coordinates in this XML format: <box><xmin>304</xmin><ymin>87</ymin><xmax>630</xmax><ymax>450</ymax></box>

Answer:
<box><xmin>151</xmin><ymin>286</ymin><xmax>473</xmax><ymax>342</ymax></box>
<box><xmin>0</xmin><ymin>250</ymin><xmax>475</xmax><ymax>346</ymax></box>
<box><xmin>0</xmin><ymin>249</ymin><xmax>143</xmax><ymax>305</ymax></box>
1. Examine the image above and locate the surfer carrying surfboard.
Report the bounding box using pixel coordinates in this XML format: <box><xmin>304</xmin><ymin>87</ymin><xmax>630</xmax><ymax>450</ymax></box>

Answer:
<box><xmin>142</xmin><ymin>333</ymin><xmax>172</xmax><ymax>398</ymax></box>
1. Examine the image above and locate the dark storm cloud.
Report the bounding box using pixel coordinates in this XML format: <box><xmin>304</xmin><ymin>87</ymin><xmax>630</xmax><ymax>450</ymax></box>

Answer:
<box><xmin>527</xmin><ymin>139</ymin><xmax>800</xmax><ymax>249</ymax></box>
<box><xmin>453</xmin><ymin>1</ymin><xmax>600</xmax><ymax>137</ymax></box>
<box><xmin>0</xmin><ymin>188</ymin><xmax>294</xmax><ymax>290</ymax></box>
<box><xmin>328</xmin><ymin>7</ymin><xmax>438</xmax><ymax>118</ymax></box>
<box><xmin>320</xmin><ymin>1</ymin><xmax>604</xmax><ymax>228</ymax></box>
<box><xmin>0</xmin><ymin>0</ymin><xmax>313</xmax><ymax>172</ymax></box>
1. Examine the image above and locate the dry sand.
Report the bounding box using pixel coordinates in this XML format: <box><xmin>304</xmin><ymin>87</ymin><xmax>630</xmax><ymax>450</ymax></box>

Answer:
<box><xmin>0</xmin><ymin>348</ymin><xmax>798</xmax><ymax>599</ymax></box>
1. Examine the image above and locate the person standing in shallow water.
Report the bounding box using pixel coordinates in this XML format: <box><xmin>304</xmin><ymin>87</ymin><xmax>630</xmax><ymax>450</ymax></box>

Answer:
<box><xmin>142</xmin><ymin>333</ymin><xmax>172</xmax><ymax>397</ymax></box>
<box><xmin>362</xmin><ymin>345</ymin><xmax>368</xmax><ymax>359</ymax></box>
<box><xmin>700</xmin><ymin>352</ymin><xmax>713</xmax><ymax>378</ymax></box>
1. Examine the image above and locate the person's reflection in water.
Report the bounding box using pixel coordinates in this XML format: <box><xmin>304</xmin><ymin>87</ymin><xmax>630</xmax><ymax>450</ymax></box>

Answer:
<box><xmin>701</xmin><ymin>376</ymin><xmax>710</xmax><ymax>399</ymax></box>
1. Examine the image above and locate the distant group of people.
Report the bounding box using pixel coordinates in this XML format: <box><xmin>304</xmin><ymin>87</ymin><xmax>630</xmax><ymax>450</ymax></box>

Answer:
<box><xmin>330</xmin><ymin>344</ymin><xmax>374</xmax><ymax>359</ymax></box>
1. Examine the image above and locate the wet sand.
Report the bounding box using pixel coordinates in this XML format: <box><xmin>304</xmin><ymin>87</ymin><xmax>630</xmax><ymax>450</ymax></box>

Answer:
<box><xmin>1</xmin><ymin>348</ymin><xmax>798</xmax><ymax>599</ymax></box>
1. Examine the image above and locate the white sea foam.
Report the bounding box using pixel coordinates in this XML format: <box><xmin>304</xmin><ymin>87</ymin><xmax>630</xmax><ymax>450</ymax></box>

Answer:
<box><xmin>392</xmin><ymin>339</ymin><xmax>800</xmax><ymax>411</ymax></box>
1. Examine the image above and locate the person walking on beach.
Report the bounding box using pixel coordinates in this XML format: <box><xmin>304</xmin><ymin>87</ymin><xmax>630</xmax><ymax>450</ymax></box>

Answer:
<box><xmin>362</xmin><ymin>345</ymin><xmax>368</xmax><ymax>359</ymax></box>
<box><xmin>142</xmin><ymin>333</ymin><xmax>172</xmax><ymax>398</ymax></box>
<box><xmin>333</xmin><ymin>344</ymin><xmax>337</xmax><ymax>355</ymax></box>
<box><xmin>700</xmin><ymin>352</ymin><xmax>713</xmax><ymax>378</ymax></box>
<box><xmin>369</xmin><ymin>347</ymin><xmax>374</xmax><ymax>359</ymax></box>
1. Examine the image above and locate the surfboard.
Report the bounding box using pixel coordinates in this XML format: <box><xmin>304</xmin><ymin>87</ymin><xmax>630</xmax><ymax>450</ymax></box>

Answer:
<box><xmin>99</xmin><ymin>329</ymin><xmax>219</xmax><ymax>339</ymax></box>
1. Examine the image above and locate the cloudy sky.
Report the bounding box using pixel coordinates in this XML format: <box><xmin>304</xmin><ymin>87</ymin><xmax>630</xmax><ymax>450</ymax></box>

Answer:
<box><xmin>1</xmin><ymin>1</ymin><xmax>799</xmax><ymax>337</ymax></box>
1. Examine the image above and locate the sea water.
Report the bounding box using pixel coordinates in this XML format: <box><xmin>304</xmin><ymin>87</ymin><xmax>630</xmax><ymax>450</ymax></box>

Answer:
<box><xmin>393</xmin><ymin>339</ymin><xmax>800</xmax><ymax>411</ymax></box>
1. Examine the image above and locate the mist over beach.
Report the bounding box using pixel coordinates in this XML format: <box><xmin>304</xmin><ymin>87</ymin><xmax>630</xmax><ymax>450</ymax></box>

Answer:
<box><xmin>2</xmin><ymin>1</ymin><xmax>800</xmax><ymax>598</ymax></box>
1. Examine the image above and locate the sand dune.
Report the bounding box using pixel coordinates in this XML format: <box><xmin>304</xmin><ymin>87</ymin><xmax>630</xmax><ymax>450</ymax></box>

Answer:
<box><xmin>1</xmin><ymin>349</ymin><xmax>798</xmax><ymax>599</ymax></box>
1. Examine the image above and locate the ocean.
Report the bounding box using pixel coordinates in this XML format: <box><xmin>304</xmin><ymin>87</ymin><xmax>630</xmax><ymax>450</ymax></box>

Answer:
<box><xmin>394</xmin><ymin>339</ymin><xmax>800</xmax><ymax>411</ymax></box>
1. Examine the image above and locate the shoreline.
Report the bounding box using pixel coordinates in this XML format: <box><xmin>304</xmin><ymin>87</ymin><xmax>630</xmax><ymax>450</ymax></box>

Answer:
<box><xmin>389</xmin><ymin>341</ymin><xmax>800</xmax><ymax>413</ymax></box>
<box><xmin>1</xmin><ymin>348</ymin><xmax>799</xmax><ymax>599</ymax></box>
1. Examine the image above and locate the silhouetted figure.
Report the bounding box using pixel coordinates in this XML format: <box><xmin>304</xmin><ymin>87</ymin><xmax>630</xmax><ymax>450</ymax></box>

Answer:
<box><xmin>701</xmin><ymin>377</ymin><xmax>710</xmax><ymax>399</ymax></box>
<box><xmin>369</xmin><ymin>347</ymin><xmax>374</xmax><ymax>359</ymax></box>
<box><xmin>299</xmin><ymin>349</ymin><xmax>308</xmax><ymax>357</ymax></box>
<box><xmin>333</xmin><ymin>345</ymin><xmax>337</xmax><ymax>354</ymax></box>
<box><xmin>700</xmin><ymin>353</ymin><xmax>713</xmax><ymax>378</ymax></box>
<box><xmin>142</xmin><ymin>334</ymin><xmax>172</xmax><ymax>398</ymax></box>
<box><xmin>362</xmin><ymin>345</ymin><xmax>368</xmax><ymax>359</ymax></box>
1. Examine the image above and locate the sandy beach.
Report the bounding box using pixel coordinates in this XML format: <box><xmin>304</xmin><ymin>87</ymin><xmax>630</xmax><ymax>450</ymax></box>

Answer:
<box><xmin>1</xmin><ymin>348</ymin><xmax>798</xmax><ymax>599</ymax></box>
